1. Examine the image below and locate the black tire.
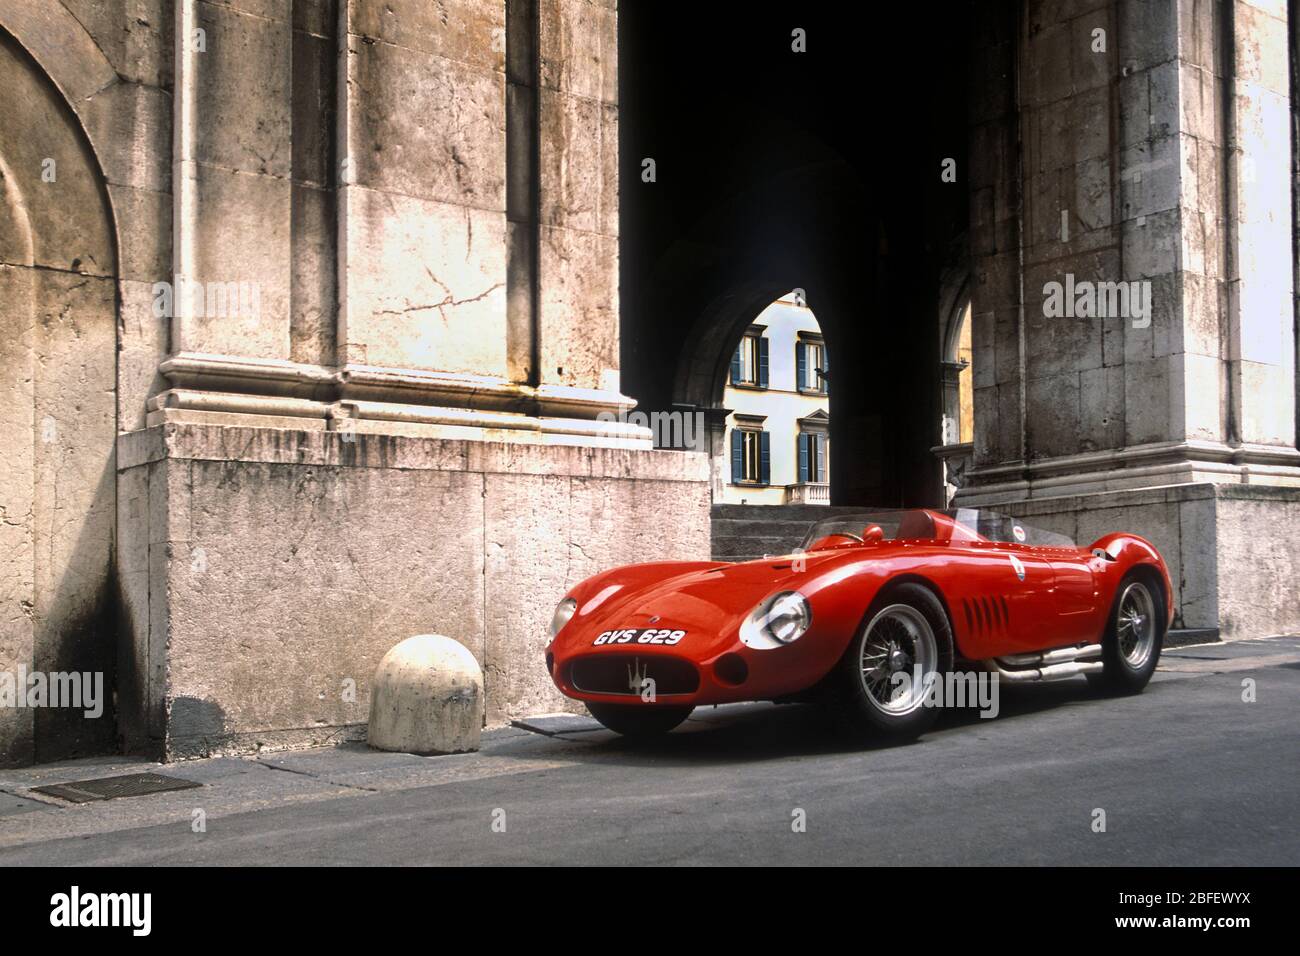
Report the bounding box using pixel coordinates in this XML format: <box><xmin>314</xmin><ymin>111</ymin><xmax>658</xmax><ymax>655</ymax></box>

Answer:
<box><xmin>1088</xmin><ymin>570</ymin><xmax>1164</xmax><ymax>695</ymax></box>
<box><xmin>585</xmin><ymin>702</ymin><xmax>693</xmax><ymax>737</ymax></box>
<box><xmin>830</xmin><ymin>582</ymin><xmax>955</xmax><ymax>741</ymax></box>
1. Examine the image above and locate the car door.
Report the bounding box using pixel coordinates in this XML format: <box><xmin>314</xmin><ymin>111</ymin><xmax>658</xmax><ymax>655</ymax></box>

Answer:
<box><xmin>988</xmin><ymin>541</ymin><xmax>1062</xmax><ymax>654</ymax></box>
<box><xmin>950</xmin><ymin>540</ymin><xmax>1057</xmax><ymax>658</ymax></box>
<box><xmin>1042</xmin><ymin>548</ymin><xmax>1100</xmax><ymax>645</ymax></box>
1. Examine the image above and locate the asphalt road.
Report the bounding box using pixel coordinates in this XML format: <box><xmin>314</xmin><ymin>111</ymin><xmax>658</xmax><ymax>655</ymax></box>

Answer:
<box><xmin>1</xmin><ymin>637</ymin><xmax>1297</xmax><ymax>865</ymax></box>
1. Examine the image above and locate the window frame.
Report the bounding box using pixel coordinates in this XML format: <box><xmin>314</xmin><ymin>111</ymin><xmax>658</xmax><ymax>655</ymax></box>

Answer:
<box><xmin>730</xmin><ymin>326</ymin><xmax>770</xmax><ymax>390</ymax></box>
<box><xmin>730</xmin><ymin>418</ymin><xmax>771</xmax><ymax>486</ymax></box>
<box><xmin>796</xmin><ymin>333</ymin><xmax>827</xmax><ymax>395</ymax></box>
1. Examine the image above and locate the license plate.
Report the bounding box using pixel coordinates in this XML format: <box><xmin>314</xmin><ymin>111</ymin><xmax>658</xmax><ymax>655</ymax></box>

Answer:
<box><xmin>593</xmin><ymin>627</ymin><xmax>686</xmax><ymax>646</ymax></box>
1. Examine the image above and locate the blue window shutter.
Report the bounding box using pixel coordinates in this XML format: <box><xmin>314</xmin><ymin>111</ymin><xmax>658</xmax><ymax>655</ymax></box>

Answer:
<box><xmin>798</xmin><ymin>433</ymin><xmax>809</xmax><ymax>482</ymax></box>
<box><xmin>816</xmin><ymin>434</ymin><xmax>827</xmax><ymax>482</ymax></box>
<box><xmin>730</xmin><ymin>430</ymin><xmax>742</xmax><ymax>482</ymax></box>
<box><xmin>730</xmin><ymin>345</ymin><xmax>742</xmax><ymax>385</ymax></box>
<box><xmin>759</xmin><ymin>431</ymin><xmax>770</xmax><ymax>485</ymax></box>
<box><xmin>821</xmin><ymin>347</ymin><xmax>828</xmax><ymax>388</ymax></box>
<box><xmin>796</xmin><ymin>341</ymin><xmax>807</xmax><ymax>390</ymax></box>
<box><xmin>758</xmin><ymin>337</ymin><xmax>769</xmax><ymax>388</ymax></box>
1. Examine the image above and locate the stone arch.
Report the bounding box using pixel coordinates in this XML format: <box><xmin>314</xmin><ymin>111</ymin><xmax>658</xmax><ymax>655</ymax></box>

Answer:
<box><xmin>672</xmin><ymin>280</ymin><xmax>836</xmax><ymax>503</ymax></box>
<box><xmin>671</xmin><ymin>279</ymin><xmax>801</xmax><ymax>413</ymax></box>
<box><xmin>0</xmin><ymin>25</ymin><xmax>120</xmax><ymax>765</ymax></box>
<box><xmin>0</xmin><ymin>2</ymin><xmax>119</xmax><ymax>116</ymax></box>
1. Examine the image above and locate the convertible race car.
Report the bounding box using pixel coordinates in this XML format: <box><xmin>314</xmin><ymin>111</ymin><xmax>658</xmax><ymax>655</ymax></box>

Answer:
<box><xmin>544</xmin><ymin>508</ymin><xmax>1172</xmax><ymax>739</ymax></box>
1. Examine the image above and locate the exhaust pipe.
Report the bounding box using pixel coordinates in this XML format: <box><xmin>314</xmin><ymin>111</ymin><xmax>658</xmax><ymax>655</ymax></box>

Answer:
<box><xmin>986</xmin><ymin>644</ymin><xmax>1105</xmax><ymax>683</ymax></box>
<box><xmin>987</xmin><ymin>659</ymin><xmax>1104</xmax><ymax>683</ymax></box>
<box><xmin>997</xmin><ymin>643</ymin><xmax>1102</xmax><ymax>668</ymax></box>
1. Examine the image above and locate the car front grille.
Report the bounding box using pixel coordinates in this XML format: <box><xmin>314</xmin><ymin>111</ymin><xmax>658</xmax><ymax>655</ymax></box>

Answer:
<box><xmin>568</xmin><ymin>655</ymin><xmax>700</xmax><ymax>696</ymax></box>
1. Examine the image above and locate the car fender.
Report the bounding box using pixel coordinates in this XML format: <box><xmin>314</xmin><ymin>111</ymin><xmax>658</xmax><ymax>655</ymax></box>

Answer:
<box><xmin>1090</xmin><ymin>532</ymin><xmax>1175</xmax><ymax>627</ymax></box>
<box><xmin>797</xmin><ymin>554</ymin><xmax>955</xmax><ymax>670</ymax></box>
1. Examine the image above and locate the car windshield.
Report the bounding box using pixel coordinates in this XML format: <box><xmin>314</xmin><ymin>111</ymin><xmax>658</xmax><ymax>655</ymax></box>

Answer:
<box><xmin>798</xmin><ymin>508</ymin><xmax>1076</xmax><ymax>550</ymax></box>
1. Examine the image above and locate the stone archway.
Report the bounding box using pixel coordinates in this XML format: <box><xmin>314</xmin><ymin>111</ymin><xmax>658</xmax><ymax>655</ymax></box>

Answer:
<box><xmin>672</xmin><ymin>280</ymin><xmax>797</xmax><ymax>414</ymax></box>
<box><xmin>672</xmin><ymin>280</ymin><xmax>822</xmax><ymax>502</ymax></box>
<box><xmin>0</xmin><ymin>28</ymin><xmax>119</xmax><ymax>766</ymax></box>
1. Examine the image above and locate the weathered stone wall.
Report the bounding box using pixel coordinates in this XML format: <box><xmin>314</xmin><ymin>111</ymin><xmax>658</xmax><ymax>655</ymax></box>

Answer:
<box><xmin>0</xmin><ymin>23</ymin><xmax>121</xmax><ymax>765</ymax></box>
<box><xmin>0</xmin><ymin>0</ymin><xmax>688</xmax><ymax>766</ymax></box>
<box><xmin>117</xmin><ymin>424</ymin><xmax>709</xmax><ymax>759</ymax></box>
<box><xmin>3</xmin><ymin>0</ymin><xmax>177</xmax><ymax>435</ymax></box>
<box><xmin>338</xmin><ymin>0</ymin><xmax>507</xmax><ymax>372</ymax></box>
<box><xmin>965</xmin><ymin>0</ymin><xmax>1299</xmax><ymax>491</ymax></box>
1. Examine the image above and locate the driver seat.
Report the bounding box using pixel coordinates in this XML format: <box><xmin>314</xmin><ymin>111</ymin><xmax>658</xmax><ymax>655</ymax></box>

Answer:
<box><xmin>894</xmin><ymin>510</ymin><xmax>935</xmax><ymax>540</ymax></box>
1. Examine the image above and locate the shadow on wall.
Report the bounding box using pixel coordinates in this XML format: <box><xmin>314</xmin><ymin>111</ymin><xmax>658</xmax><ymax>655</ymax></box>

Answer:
<box><xmin>0</xmin><ymin>25</ymin><xmax>120</xmax><ymax>767</ymax></box>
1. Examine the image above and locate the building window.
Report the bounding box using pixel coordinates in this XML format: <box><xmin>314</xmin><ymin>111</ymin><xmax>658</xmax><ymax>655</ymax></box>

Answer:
<box><xmin>730</xmin><ymin>331</ymin><xmax>769</xmax><ymax>388</ymax></box>
<box><xmin>796</xmin><ymin>338</ymin><xmax>827</xmax><ymax>393</ymax></box>
<box><xmin>797</xmin><ymin>431</ymin><xmax>827</xmax><ymax>483</ymax></box>
<box><xmin>730</xmin><ymin>428</ymin><xmax>770</xmax><ymax>485</ymax></box>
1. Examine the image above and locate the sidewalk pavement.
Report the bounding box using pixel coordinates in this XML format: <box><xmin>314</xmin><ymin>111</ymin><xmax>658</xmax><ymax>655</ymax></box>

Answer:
<box><xmin>1</xmin><ymin>634</ymin><xmax>1297</xmax><ymax>858</ymax></box>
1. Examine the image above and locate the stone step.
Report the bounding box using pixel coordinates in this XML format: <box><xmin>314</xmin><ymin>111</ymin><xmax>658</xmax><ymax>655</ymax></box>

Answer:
<box><xmin>711</xmin><ymin>535</ymin><xmax>801</xmax><ymax>557</ymax></box>
<box><xmin>711</xmin><ymin>519</ymin><xmax>817</xmax><ymax>538</ymax></box>
<box><xmin>709</xmin><ymin>503</ymin><xmax>870</xmax><ymax>565</ymax></box>
<box><xmin>710</xmin><ymin>503</ymin><xmax>865</xmax><ymax>521</ymax></box>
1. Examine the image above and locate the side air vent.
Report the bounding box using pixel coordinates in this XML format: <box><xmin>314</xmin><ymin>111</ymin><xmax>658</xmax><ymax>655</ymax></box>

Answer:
<box><xmin>963</xmin><ymin>596</ymin><xmax>1011</xmax><ymax>638</ymax></box>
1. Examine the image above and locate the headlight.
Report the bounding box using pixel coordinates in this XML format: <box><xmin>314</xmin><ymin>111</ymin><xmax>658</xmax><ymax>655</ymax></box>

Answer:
<box><xmin>548</xmin><ymin>597</ymin><xmax>577</xmax><ymax>639</ymax></box>
<box><xmin>740</xmin><ymin>591</ymin><xmax>812</xmax><ymax>648</ymax></box>
<box><xmin>764</xmin><ymin>591</ymin><xmax>812</xmax><ymax>643</ymax></box>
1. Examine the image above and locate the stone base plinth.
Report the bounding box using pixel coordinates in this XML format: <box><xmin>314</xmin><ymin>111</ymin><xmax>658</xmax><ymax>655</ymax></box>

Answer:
<box><xmin>115</xmin><ymin>423</ymin><xmax>710</xmax><ymax>760</ymax></box>
<box><xmin>955</xmin><ymin>483</ymin><xmax>1300</xmax><ymax>641</ymax></box>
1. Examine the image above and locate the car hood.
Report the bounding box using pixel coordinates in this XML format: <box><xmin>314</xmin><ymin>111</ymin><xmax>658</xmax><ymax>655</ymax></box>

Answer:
<box><xmin>561</xmin><ymin>552</ymin><xmax>848</xmax><ymax>647</ymax></box>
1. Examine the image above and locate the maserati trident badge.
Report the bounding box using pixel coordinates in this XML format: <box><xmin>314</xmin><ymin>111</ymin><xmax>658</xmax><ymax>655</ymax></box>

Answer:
<box><xmin>627</xmin><ymin>659</ymin><xmax>648</xmax><ymax>692</ymax></box>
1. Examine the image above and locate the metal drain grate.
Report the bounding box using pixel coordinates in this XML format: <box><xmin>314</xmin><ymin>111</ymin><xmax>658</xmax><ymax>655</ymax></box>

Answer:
<box><xmin>32</xmin><ymin>772</ymin><xmax>202</xmax><ymax>804</ymax></box>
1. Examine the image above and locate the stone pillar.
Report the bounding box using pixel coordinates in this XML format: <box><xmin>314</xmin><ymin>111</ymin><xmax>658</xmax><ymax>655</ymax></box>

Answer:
<box><xmin>337</xmin><ymin>0</ymin><xmax>509</xmax><ymax>376</ymax></box>
<box><xmin>958</xmin><ymin>0</ymin><xmax>1300</xmax><ymax>639</ymax></box>
<box><xmin>172</xmin><ymin>0</ymin><xmax>293</xmax><ymax>360</ymax></box>
<box><xmin>1224</xmin><ymin>0</ymin><xmax>1295</xmax><ymax>449</ymax></box>
<box><xmin>938</xmin><ymin>359</ymin><xmax>967</xmax><ymax>446</ymax></box>
<box><xmin>536</xmin><ymin>0</ymin><xmax>620</xmax><ymax>396</ymax></box>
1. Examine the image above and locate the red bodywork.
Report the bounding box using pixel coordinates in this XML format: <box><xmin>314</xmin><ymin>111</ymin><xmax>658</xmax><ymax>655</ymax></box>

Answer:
<box><xmin>546</xmin><ymin>509</ymin><xmax>1173</xmax><ymax>709</ymax></box>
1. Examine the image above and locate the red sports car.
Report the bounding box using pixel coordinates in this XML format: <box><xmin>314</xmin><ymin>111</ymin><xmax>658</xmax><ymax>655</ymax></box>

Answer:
<box><xmin>545</xmin><ymin>508</ymin><xmax>1172</xmax><ymax>739</ymax></box>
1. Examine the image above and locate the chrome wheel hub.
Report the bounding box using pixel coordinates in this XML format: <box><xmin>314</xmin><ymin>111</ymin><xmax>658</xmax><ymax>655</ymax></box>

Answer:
<box><xmin>859</xmin><ymin>604</ymin><xmax>938</xmax><ymax>716</ymax></box>
<box><xmin>1116</xmin><ymin>581</ymin><xmax>1157</xmax><ymax>670</ymax></box>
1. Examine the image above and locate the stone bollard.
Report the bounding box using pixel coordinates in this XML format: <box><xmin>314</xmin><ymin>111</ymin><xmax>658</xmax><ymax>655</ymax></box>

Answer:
<box><xmin>367</xmin><ymin>635</ymin><xmax>483</xmax><ymax>755</ymax></box>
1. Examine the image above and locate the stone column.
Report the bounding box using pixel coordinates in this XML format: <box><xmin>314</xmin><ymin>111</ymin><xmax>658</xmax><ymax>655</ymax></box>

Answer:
<box><xmin>171</xmin><ymin>0</ymin><xmax>293</xmax><ymax>360</ymax></box>
<box><xmin>337</xmin><ymin>0</ymin><xmax>509</xmax><ymax>376</ymax></box>
<box><xmin>1223</xmin><ymin>0</ymin><xmax>1295</xmax><ymax>449</ymax></box>
<box><xmin>958</xmin><ymin>0</ymin><xmax>1300</xmax><ymax>639</ymax></box>
<box><xmin>535</xmin><ymin>0</ymin><xmax>620</xmax><ymax>397</ymax></box>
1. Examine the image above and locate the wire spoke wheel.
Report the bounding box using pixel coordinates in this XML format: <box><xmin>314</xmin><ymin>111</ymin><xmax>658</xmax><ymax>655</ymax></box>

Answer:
<box><xmin>1115</xmin><ymin>581</ymin><xmax>1157</xmax><ymax>670</ymax></box>
<box><xmin>858</xmin><ymin>603</ymin><xmax>937</xmax><ymax>716</ymax></box>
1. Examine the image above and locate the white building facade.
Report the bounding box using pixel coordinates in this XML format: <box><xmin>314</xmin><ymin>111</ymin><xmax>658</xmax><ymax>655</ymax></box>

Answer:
<box><xmin>720</xmin><ymin>295</ymin><xmax>830</xmax><ymax>505</ymax></box>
